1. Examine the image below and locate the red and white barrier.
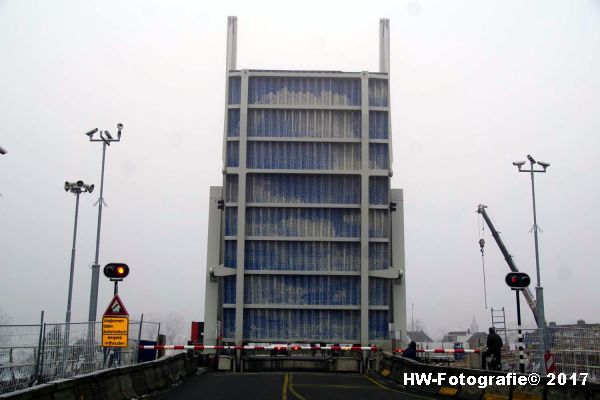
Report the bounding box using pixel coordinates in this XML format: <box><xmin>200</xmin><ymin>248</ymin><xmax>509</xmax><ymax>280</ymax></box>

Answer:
<box><xmin>139</xmin><ymin>344</ymin><xmax>378</xmax><ymax>352</ymax></box>
<box><xmin>393</xmin><ymin>348</ymin><xmax>481</xmax><ymax>354</ymax></box>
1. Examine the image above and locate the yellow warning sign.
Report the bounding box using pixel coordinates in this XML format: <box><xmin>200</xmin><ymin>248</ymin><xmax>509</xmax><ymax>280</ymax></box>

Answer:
<box><xmin>102</xmin><ymin>316</ymin><xmax>129</xmax><ymax>348</ymax></box>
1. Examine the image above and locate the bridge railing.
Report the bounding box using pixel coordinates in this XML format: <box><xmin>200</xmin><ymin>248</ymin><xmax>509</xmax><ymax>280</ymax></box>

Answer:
<box><xmin>498</xmin><ymin>327</ymin><xmax>600</xmax><ymax>381</ymax></box>
<box><xmin>0</xmin><ymin>319</ymin><xmax>160</xmax><ymax>395</ymax></box>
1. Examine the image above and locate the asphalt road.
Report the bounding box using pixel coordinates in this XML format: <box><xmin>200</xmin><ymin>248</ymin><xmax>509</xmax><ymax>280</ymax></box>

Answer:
<box><xmin>155</xmin><ymin>372</ymin><xmax>437</xmax><ymax>400</ymax></box>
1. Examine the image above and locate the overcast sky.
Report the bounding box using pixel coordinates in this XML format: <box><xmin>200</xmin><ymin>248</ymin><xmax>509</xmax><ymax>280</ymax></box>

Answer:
<box><xmin>1</xmin><ymin>0</ymin><xmax>599</xmax><ymax>340</ymax></box>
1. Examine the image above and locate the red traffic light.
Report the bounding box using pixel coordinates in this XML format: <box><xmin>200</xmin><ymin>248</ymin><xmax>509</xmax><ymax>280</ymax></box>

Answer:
<box><xmin>505</xmin><ymin>272</ymin><xmax>530</xmax><ymax>289</ymax></box>
<box><xmin>104</xmin><ymin>263</ymin><xmax>130</xmax><ymax>280</ymax></box>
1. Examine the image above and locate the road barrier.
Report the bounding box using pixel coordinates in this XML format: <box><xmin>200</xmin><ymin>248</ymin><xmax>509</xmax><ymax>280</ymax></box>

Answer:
<box><xmin>139</xmin><ymin>344</ymin><xmax>378</xmax><ymax>351</ymax></box>
<box><xmin>393</xmin><ymin>348</ymin><xmax>481</xmax><ymax>354</ymax></box>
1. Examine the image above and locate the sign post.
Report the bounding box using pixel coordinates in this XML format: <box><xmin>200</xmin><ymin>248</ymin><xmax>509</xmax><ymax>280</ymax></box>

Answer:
<box><xmin>102</xmin><ymin>294</ymin><xmax>129</xmax><ymax>348</ymax></box>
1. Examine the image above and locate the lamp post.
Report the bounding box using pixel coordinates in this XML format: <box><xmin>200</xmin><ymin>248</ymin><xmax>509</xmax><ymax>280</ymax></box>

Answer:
<box><xmin>85</xmin><ymin>124</ymin><xmax>123</xmax><ymax>322</ymax></box>
<box><xmin>513</xmin><ymin>154</ymin><xmax>550</xmax><ymax>371</ymax></box>
<box><xmin>63</xmin><ymin>180</ymin><xmax>94</xmax><ymax>374</ymax></box>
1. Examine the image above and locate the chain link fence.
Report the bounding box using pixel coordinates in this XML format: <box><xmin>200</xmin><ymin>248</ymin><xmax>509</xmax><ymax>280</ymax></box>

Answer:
<box><xmin>0</xmin><ymin>320</ymin><xmax>160</xmax><ymax>395</ymax></box>
<box><xmin>498</xmin><ymin>326</ymin><xmax>600</xmax><ymax>382</ymax></box>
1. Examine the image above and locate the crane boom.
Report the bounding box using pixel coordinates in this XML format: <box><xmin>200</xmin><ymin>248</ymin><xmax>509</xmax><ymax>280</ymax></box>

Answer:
<box><xmin>477</xmin><ymin>204</ymin><xmax>538</xmax><ymax>324</ymax></box>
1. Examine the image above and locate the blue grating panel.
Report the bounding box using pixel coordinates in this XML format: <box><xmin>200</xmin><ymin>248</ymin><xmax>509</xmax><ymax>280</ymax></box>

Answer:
<box><xmin>244</xmin><ymin>276</ymin><xmax>360</xmax><ymax>305</ymax></box>
<box><xmin>225</xmin><ymin>174</ymin><xmax>239</xmax><ymax>202</ymax></box>
<box><xmin>225</xmin><ymin>207</ymin><xmax>238</xmax><ymax>236</ymax></box>
<box><xmin>224</xmin><ymin>276</ymin><xmax>236</xmax><ymax>304</ymax></box>
<box><xmin>369</xmin><ymin>143</ymin><xmax>389</xmax><ymax>169</ymax></box>
<box><xmin>245</xmin><ymin>208</ymin><xmax>360</xmax><ymax>238</ymax></box>
<box><xmin>226</xmin><ymin>141</ymin><xmax>239</xmax><ymax>167</ymax></box>
<box><xmin>369</xmin><ymin>209</ymin><xmax>389</xmax><ymax>238</ymax></box>
<box><xmin>247</xmin><ymin>142</ymin><xmax>361</xmax><ymax>170</ymax></box>
<box><xmin>224</xmin><ymin>240</ymin><xmax>237</xmax><ymax>269</ymax></box>
<box><xmin>249</xmin><ymin>77</ymin><xmax>361</xmax><ymax>106</ymax></box>
<box><xmin>368</xmin><ymin>79</ymin><xmax>388</xmax><ymax>107</ymax></box>
<box><xmin>248</xmin><ymin>109</ymin><xmax>361</xmax><ymax>138</ymax></box>
<box><xmin>246</xmin><ymin>174</ymin><xmax>360</xmax><ymax>204</ymax></box>
<box><xmin>369</xmin><ymin>310</ymin><xmax>389</xmax><ymax>340</ymax></box>
<box><xmin>243</xmin><ymin>309</ymin><xmax>360</xmax><ymax>341</ymax></box>
<box><xmin>369</xmin><ymin>278</ymin><xmax>389</xmax><ymax>306</ymax></box>
<box><xmin>227</xmin><ymin>109</ymin><xmax>240</xmax><ymax>137</ymax></box>
<box><xmin>245</xmin><ymin>241</ymin><xmax>360</xmax><ymax>272</ymax></box>
<box><xmin>224</xmin><ymin>309</ymin><xmax>235</xmax><ymax>338</ymax></box>
<box><xmin>369</xmin><ymin>243</ymin><xmax>389</xmax><ymax>271</ymax></box>
<box><xmin>369</xmin><ymin>176</ymin><xmax>389</xmax><ymax>205</ymax></box>
<box><xmin>369</xmin><ymin>111</ymin><xmax>388</xmax><ymax>139</ymax></box>
<box><xmin>228</xmin><ymin>77</ymin><xmax>241</xmax><ymax>105</ymax></box>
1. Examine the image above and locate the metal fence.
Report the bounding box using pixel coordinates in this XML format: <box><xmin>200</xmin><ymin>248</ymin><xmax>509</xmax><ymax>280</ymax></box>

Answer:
<box><xmin>0</xmin><ymin>319</ymin><xmax>160</xmax><ymax>395</ymax></box>
<box><xmin>498</xmin><ymin>327</ymin><xmax>600</xmax><ymax>382</ymax></box>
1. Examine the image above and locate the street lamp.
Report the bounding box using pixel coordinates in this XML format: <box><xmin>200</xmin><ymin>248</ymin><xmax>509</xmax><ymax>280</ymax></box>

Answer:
<box><xmin>63</xmin><ymin>180</ymin><xmax>94</xmax><ymax>373</ymax></box>
<box><xmin>85</xmin><ymin>123</ymin><xmax>123</xmax><ymax>322</ymax></box>
<box><xmin>513</xmin><ymin>154</ymin><xmax>550</xmax><ymax>371</ymax></box>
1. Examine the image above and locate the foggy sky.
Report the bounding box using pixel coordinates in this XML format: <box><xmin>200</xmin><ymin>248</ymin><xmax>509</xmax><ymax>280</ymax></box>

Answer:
<box><xmin>1</xmin><ymin>0</ymin><xmax>599</xmax><ymax>340</ymax></box>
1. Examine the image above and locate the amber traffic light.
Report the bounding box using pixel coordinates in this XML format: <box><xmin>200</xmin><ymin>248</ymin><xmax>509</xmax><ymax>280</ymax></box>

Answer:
<box><xmin>104</xmin><ymin>263</ymin><xmax>130</xmax><ymax>280</ymax></box>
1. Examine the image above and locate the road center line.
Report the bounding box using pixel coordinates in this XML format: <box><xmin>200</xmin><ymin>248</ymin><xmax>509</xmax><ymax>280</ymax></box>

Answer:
<box><xmin>282</xmin><ymin>373</ymin><xmax>289</xmax><ymax>400</ymax></box>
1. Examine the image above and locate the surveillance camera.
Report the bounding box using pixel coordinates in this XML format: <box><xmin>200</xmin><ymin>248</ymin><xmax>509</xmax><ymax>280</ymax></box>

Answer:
<box><xmin>513</xmin><ymin>161</ymin><xmax>525</xmax><ymax>167</ymax></box>
<box><xmin>85</xmin><ymin>128</ymin><xmax>98</xmax><ymax>138</ymax></box>
<box><xmin>76</xmin><ymin>180</ymin><xmax>84</xmax><ymax>187</ymax></box>
<box><xmin>0</xmin><ymin>146</ymin><xmax>7</xmax><ymax>155</ymax></box>
<box><xmin>527</xmin><ymin>154</ymin><xmax>536</xmax><ymax>163</ymax></box>
<box><xmin>64</xmin><ymin>181</ymin><xmax>71</xmax><ymax>192</ymax></box>
<box><xmin>104</xmin><ymin>131</ymin><xmax>113</xmax><ymax>140</ymax></box>
<box><xmin>117</xmin><ymin>123</ymin><xmax>123</xmax><ymax>130</ymax></box>
<box><xmin>538</xmin><ymin>161</ymin><xmax>550</xmax><ymax>168</ymax></box>
<box><xmin>86</xmin><ymin>184</ymin><xmax>95</xmax><ymax>193</ymax></box>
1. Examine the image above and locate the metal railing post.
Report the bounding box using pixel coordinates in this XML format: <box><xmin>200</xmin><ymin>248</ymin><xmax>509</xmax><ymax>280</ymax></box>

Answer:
<box><xmin>136</xmin><ymin>314</ymin><xmax>144</xmax><ymax>364</ymax></box>
<box><xmin>38</xmin><ymin>323</ymin><xmax>47</xmax><ymax>382</ymax></box>
<box><xmin>33</xmin><ymin>311</ymin><xmax>45</xmax><ymax>385</ymax></box>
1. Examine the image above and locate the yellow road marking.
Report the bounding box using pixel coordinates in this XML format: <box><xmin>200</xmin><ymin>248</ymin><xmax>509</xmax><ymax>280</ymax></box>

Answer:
<box><xmin>288</xmin><ymin>374</ymin><xmax>306</xmax><ymax>400</ymax></box>
<box><xmin>439</xmin><ymin>387</ymin><xmax>459</xmax><ymax>396</ymax></box>
<box><xmin>282</xmin><ymin>373</ymin><xmax>289</xmax><ymax>400</ymax></box>
<box><xmin>288</xmin><ymin>374</ymin><xmax>307</xmax><ymax>400</ymax></box>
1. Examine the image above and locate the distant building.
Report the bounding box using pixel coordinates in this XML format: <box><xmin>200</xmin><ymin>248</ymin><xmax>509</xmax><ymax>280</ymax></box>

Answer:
<box><xmin>407</xmin><ymin>330</ymin><xmax>433</xmax><ymax>343</ymax></box>
<box><xmin>443</xmin><ymin>330</ymin><xmax>471</xmax><ymax>344</ymax></box>
<box><xmin>467</xmin><ymin>332</ymin><xmax>487</xmax><ymax>349</ymax></box>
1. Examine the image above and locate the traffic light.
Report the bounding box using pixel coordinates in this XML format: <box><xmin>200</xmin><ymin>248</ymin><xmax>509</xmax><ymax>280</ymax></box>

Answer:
<box><xmin>505</xmin><ymin>272</ymin><xmax>530</xmax><ymax>289</ymax></box>
<box><xmin>104</xmin><ymin>263</ymin><xmax>130</xmax><ymax>280</ymax></box>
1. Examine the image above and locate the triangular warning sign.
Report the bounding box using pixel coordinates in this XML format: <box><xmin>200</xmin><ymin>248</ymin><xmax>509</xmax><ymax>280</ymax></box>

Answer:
<box><xmin>103</xmin><ymin>294</ymin><xmax>129</xmax><ymax>317</ymax></box>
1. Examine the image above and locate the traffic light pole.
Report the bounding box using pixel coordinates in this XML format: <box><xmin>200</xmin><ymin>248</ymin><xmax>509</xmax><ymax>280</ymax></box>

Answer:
<box><xmin>89</xmin><ymin>141</ymin><xmax>107</xmax><ymax>322</ymax></box>
<box><xmin>515</xmin><ymin>290</ymin><xmax>524</xmax><ymax>373</ymax></box>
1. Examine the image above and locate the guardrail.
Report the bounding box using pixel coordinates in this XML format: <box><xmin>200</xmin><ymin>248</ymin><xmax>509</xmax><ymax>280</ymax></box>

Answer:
<box><xmin>139</xmin><ymin>344</ymin><xmax>378</xmax><ymax>351</ymax></box>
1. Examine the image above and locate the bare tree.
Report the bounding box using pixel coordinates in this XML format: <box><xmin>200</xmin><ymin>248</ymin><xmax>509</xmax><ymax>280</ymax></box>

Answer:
<box><xmin>0</xmin><ymin>307</ymin><xmax>12</xmax><ymax>324</ymax></box>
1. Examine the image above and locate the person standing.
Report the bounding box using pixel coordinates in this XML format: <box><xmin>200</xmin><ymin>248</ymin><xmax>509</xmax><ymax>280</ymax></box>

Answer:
<box><xmin>403</xmin><ymin>341</ymin><xmax>418</xmax><ymax>360</ymax></box>
<box><xmin>486</xmin><ymin>327</ymin><xmax>503</xmax><ymax>370</ymax></box>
